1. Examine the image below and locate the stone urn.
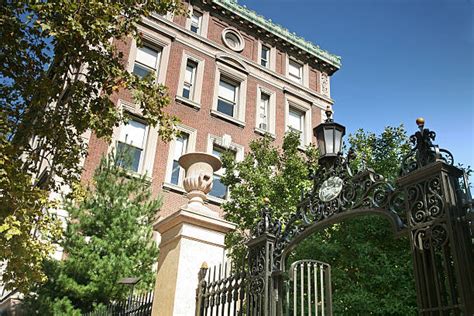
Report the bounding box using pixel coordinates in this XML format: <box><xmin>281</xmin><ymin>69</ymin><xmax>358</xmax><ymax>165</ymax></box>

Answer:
<box><xmin>178</xmin><ymin>152</ymin><xmax>222</xmax><ymax>216</ymax></box>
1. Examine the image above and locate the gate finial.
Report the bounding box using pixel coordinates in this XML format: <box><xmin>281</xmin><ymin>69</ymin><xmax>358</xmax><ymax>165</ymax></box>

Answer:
<box><xmin>401</xmin><ymin>118</ymin><xmax>454</xmax><ymax>175</ymax></box>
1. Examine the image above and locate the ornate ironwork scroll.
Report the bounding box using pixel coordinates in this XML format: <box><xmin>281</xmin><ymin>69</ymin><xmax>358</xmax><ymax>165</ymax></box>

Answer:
<box><xmin>252</xmin><ymin>153</ymin><xmax>407</xmax><ymax>270</ymax></box>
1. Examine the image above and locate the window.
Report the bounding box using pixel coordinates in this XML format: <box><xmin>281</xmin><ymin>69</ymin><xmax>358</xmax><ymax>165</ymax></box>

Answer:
<box><xmin>217</xmin><ymin>78</ymin><xmax>238</xmax><ymax>117</ymax></box>
<box><xmin>288</xmin><ymin>107</ymin><xmax>305</xmax><ymax>143</ymax></box>
<box><xmin>133</xmin><ymin>46</ymin><xmax>160</xmax><ymax>79</ymax></box>
<box><xmin>258</xmin><ymin>93</ymin><xmax>270</xmax><ymax>131</ymax></box>
<box><xmin>209</xmin><ymin>145</ymin><xmax>235</xmax><ymax>199</ymax></box>
<box><xmin>190</xmin><ymin>10</ymin><xmax>202</xmax><ymax>34</ymax></box>
<box><xmin>182</xmin><ymin>60</ymin><xmax>197</xmax><ymax>99</ymax></box>
<box><xmin>170</xmin><ymin>134</ymin><xmax>189</xmax><ymax>185</ymax></box>
<box><xmin>288</xmin><ymin>59</ymin><xmax>303</xmax><ymax>84</ymax></box>
<box><xmin>222</xmin><ymin>28</ymin><xmax>245</xmax><ymax>52</ymax></box>
<box><xmin>260</xmin><ymin>45</ymin><xmax>270</xmax><ymax>68</ymax></box>
<box><xmin>116</xmin><ymin>119</ymin><xmax>147</xmax><ymax>172</ymax></box>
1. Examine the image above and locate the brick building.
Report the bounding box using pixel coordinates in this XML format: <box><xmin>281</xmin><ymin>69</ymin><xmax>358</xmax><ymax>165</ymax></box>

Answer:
<box><xmin>81</xmin><ymin>0</ymin><xmax>341</xmax><ymax>222</ymax></box>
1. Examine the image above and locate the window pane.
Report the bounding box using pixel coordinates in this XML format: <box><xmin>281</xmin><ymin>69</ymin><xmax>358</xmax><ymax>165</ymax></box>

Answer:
<box><xmin>119</xmin><ymin>120</ymin><xmax>146</xmax><ymax>148</ymax></box>
<box><xmin>259</xmin><ymin>93</ymin><xmax>270</xmax><ymax>129</ymax></box>
<box><xmin>170</xmin><ymin>160</ymin><xmax>181</xmax><ymax>185</ymax></box>
<box><xmin>289</xmin><ymin>60</ymin><xmax>302</xmax><ymax>80</ymax></box>
<box><xmin>133</xmin><ymin>64</ymin><xmax>152</xmax><ymax>78</ymax></box>
<box><xmin>288</xmin><ymin>109</ymin><xmax>303</xmax><ymax>131</ymax></box>
<box><xmin>182</xmin><ymin>86</ymin><xmax>190</xmax><ymax>99</ymax></box>
<box><xmin>191</xmin><ymin>11</ymin><xmax>202</xmax><ymax>34</ymax></box>
<box><xmin>136</xmin><ymin>46</ymin><xmax>159</xmax><ymax>69</ymax></box>
<box><xmin>170</xmin><ymin>135</ymin><xmax>188</xmax><ymax>185</ymax></box>
<box><xmin>116</xmin><ymin>142</ymin><xmax>142</xmax><ymax>172</ymax></box>
<box><xmin>261</xmin><ymin>46</ymin><xmax>269</xmax><ymax>67</ymax></box>
<box><xmin>184</xmin><ymin>61</ymin><xmax>196</xmax><ymax>83</ymax></box>
<box><xmin>218</xmin><ymin>79</ymin><xmax>236</xmax><ymax>102</ymax></box>
<box><xmin>209</xmin><ymin>175</ymin><xmax>227</xmax><ymax>199</ymax></box>
<box><xmin>261</xmin><ymin>46</ymin><xmax>269</xmax><ymax>59</ymax></box>
<box><xmin>217</xmin><ymin>99</ymin><xmax>234</xmax><ymax>116</ymax></box>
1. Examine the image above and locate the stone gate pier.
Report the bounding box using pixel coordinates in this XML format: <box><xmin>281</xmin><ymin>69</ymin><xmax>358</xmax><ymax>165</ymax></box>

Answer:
<box><xmin>151</xmin><ymin>152</ymin><xmax>235</xmax><ymax>315</ymax></box>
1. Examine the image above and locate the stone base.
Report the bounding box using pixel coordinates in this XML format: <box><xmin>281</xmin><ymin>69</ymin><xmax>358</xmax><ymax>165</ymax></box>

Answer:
<box><xmin>151</xmin><ymin>207</ymin><xmax>235</xmax><ymax>316</ymax></box>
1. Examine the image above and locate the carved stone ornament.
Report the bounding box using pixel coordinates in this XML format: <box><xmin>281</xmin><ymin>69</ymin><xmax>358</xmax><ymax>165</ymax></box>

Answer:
<box><xmin>179</xmin><ymin>152</ymin><xmax>222</xmax><ymax>216</ymax></box>
<box><xmin>320</xmin><ymin>72</ymin><xmax>329</xmax><ymax>96</ymax></box>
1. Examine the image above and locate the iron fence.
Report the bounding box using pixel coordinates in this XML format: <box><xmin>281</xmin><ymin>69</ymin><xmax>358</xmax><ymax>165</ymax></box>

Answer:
<box><xmin>196</xmin><ymin>262</ymin><xmax>247</xmax><ymax>316</ymax></box>
<box><xmin>83</xmin><ymin>291</ymin><xmax>153</xmax><ymax>316</ymax></box>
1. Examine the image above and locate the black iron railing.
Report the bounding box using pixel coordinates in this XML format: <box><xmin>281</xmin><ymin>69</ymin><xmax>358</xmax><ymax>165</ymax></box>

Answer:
<box><xmin>83</xmin><ymin>291</ymin><xmax>153</xmax><ymax>316</ymax></box>
<box><xmin>196</xmin><ymin>262</ymin><xmax>247</xmax><ymax>316</ymax></box>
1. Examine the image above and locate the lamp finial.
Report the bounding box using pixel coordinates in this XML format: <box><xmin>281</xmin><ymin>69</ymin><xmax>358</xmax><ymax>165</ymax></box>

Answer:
<box><xmin>325</xmin><ymin>106</ymin><xmax>333</xmax><ymax>122</ymax></box>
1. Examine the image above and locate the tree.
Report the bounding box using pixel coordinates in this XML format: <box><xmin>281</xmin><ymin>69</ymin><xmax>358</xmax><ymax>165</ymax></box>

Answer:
<box><xmin>23</xmin><ymin>155</ymin><xmax>160</xmax><ymax>314</ymax></box>
<box><xmin>222</xmin><ymin>126</ymin><xmax>417</xmax><ymax>314</ymax></box>
<box><xmin>221</xmin><ymin>132</ymin><xmax>317</xmax><ymax>261</ymax></box>
<box><xmin>0</xmin><ymin>1</ymin><xmax>185</xmax><ymax>291</ymax></box>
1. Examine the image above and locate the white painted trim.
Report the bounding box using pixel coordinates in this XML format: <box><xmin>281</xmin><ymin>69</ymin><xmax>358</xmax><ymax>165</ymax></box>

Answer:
<box><xmin>221</xmin><ymin>27</ymin><xmax>245</xmax><ymax>52</ymax></box>
<box><xmin>164</xmin><ymin>124</ymin><xmax>197</xmax><ymax>187</ymax></box>
<box><xmin>284</xmin><ymin>94</ymin><xmax>312</xmax><ymax>147</ymax></box>
<box><xmin>255</xmin><ymin>85</ymin><xmax>276</xmax><ymax>135</ymax></box>
<box><xmin>212</xmin><ymin>62</ymin><xmax>248</xmax><ymax>124</ymax></box>
<box><xmin>129</xmin><ymin>26</ymin><xmax>173</xmax><ymax>85</ymax></box>
<box><xmin>176</xmin><ymin>51</ymin><xmax>205</xmax><ymax>105</ymax></box>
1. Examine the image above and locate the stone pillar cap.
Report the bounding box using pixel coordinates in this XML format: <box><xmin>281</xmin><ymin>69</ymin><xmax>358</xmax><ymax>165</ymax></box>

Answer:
<box><xmin>179</xmin><ymin>152</ymin><xmax>222</xmax><ymax>172</ymax></box>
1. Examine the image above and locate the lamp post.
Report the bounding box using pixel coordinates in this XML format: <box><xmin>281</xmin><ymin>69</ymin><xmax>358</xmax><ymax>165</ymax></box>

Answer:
<box><xmin>313</xmin><ymin>106</ymin><xmax>346</xmax><ymax>167</ymax></box>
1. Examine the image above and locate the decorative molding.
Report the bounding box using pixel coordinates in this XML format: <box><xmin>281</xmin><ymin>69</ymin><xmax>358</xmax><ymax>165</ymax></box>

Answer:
<box><xmin>221</xmin><ymin>27</ymin><xmax>245</xmax><ymax>52</ymax></box>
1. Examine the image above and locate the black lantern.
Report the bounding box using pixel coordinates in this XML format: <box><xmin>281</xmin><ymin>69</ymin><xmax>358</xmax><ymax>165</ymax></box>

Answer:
<box><xmin>313</xmin><ymin>106</ymin><xmax>346</xmax><ymax>165</ymax></box>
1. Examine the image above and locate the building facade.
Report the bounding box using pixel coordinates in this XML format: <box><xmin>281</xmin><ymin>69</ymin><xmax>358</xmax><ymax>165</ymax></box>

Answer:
<box><xmin>81</xmin><ymin>0</ymin><xmax>341</xmax><ymax>223</ymax></box>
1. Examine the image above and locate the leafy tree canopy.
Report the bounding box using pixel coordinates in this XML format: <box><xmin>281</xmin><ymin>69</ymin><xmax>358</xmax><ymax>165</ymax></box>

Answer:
<box><xmin>23</xmin><ymin>155</ymin><xmax>160</xmax><ymax>314</ymax></box>
<box><xmin>222</xmin><ymin>126</ymin><xmax>417</xmax><ymax>314</ymax></box>
<box><xmin>0</xmin><ymin>0</ymin><xmax>184</xmax><ymax>291</ymax></box>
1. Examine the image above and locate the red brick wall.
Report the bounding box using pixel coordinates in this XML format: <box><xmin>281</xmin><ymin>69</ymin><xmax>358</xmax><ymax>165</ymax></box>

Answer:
<box><xmin>81</xmin><ymin>10</ymin><xmax>329</xmax><ymax>221</ymax></box>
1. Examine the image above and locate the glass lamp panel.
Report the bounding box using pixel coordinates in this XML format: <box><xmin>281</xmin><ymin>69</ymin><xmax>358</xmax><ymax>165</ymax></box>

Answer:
<box><xmin>136</xmin><ymin>46</ymin><xmax>158</xmax><ymax>69</ymax></box>
<box><xmin>334</xmin><ymin>129</ymin><xmax>343</xmax><ymax>153</ymax></box>
<box><xmin>324</xmin><ymin>127</ymin><xmax>335</xmax><ymax>154</ymax></box>
<box><xmin>317</xmin><ymin>132</ymin><xmax>326</xmax><ymax>156</ymax></box>
<box><xmin>119</xmin><ymin>120</ymin><xmax>146</xmax><ymax>148</ymax></box>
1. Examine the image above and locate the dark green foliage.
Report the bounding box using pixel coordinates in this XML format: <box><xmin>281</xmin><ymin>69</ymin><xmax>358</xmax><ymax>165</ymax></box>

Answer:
<box><xmin>223</xmin><ymin>126</ymin><xmax>417</xmax><ymax>314</ymax></box>
<box><xmin>24</xmin><ymin>155</ymin><xmax>160</xmax><ymax>314</ymax></box>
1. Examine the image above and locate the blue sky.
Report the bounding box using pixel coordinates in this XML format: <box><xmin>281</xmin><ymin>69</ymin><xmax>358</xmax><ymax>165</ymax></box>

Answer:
<box><xmin>240</xmin><ymin>0</ymin><xmax>473</xmax><ymax>167</ymax></box>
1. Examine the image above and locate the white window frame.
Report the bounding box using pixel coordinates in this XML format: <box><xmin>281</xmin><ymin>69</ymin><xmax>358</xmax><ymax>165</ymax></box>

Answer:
<box><xmin>206</xmin><ymin>134</ymin><xmax>244</xmax><ymax>203</ymax></box>
<box><xmin>211</xmin><ymin>63</ymin><xmax>247</xmax><ymax>127</ymax></box>
<box><xmin>286</xmin><ymin>56</ymin><xmax>309</xmax><ymax>87</ymax></box>
<box><xmin>285</xmin><ymin>95</ymin><xmax>312</xmax><ymax>148</ymax></box>
<box><xmin>111</xmin><ymin>100</ymin><xmax>160</xmax><ymax>177</ymax></box>
<box><xmin>185</xmin><ymin>5</ymin><xmax>209</xmax><ymax>37</ymax></box>
<box><xmin>255</xmin><ymin>86</ymin><xmax>276</xmax><ymax>137</ymax></box>
<box><xmin>127</xmin><ymin>28</ymin><xmax>172</xmax><ymax>85</ymax></box>
<box><xmin>176</xmin><ymin>52</ymin><xmax>205</xmax><ymax>108</ymax></box>
<box><xmin>164</xmin><ymin>125</ymin><xmax>197</xmax><ymax>189</ymax></box>
<box><xmin>258</xmin><ymin>43</ymin><xmax>273</xmax><ymax>69</ymax></box>
<box><xmin>190</xmin><ymin>10</ymin><xmax>202</xmax><ymax>34</ymax></box>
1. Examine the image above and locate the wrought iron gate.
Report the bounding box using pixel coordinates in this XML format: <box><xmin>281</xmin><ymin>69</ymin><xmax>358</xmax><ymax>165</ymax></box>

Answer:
<box><xmin>196</xmin><ymin>121</ymin><xmax>474</xmax><ymax>315</ymax></box>
<box><xmin>286</xmin><ymin>260</ymin><xmax>332</xmax><ymax>316</ymax></box>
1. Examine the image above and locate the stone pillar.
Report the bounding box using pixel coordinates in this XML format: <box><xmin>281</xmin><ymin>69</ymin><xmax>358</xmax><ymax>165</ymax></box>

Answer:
<box><xmin>151</xmin><ymin>152</ymin><xmax>235</xmax><ymax>316</ymax></box>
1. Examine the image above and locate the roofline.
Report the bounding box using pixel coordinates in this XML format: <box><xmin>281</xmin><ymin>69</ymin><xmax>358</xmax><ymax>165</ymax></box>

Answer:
<box><xmin>210</xmin><ymin>0</ymin><xmax>342</xmax><ymax>70</ymax></box>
